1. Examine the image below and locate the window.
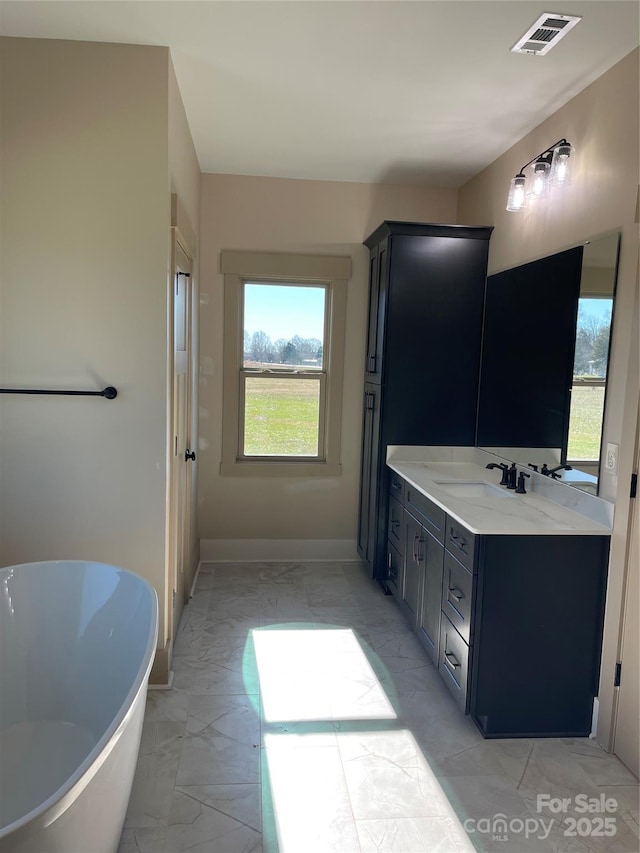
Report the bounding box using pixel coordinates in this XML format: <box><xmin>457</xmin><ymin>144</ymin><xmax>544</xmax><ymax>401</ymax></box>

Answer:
<box><xmin>567</xmin><ymin>296</ymin><xmax>613</xmax><ymax>462</ymax></box>
<box><xmin>221</xmin><ymin>251</ymin><xmax>350</xmax><ymax>476</ymax></box>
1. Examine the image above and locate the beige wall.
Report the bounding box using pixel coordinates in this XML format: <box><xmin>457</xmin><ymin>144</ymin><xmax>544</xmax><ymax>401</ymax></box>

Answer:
<box><xmin>169</xmin><ymin>58</ymin><xmax>200</xmax><ymax>257</ymax></box>
<box><xmin>198</xmin><ymin>174</ymin><xmax>457</xmax><ymax>551</ymax></box>
<box><xmin>458</xmin><ymin>48</ymin><xmax>640</xmax><ymax>750</ymax></box>
<box><xmin>0</xmin><ymin>38</ymin><xmax>172</xmax><ymax>644</ymax></box>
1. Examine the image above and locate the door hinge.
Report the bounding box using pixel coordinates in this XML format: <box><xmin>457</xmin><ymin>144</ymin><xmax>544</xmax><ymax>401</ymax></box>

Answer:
<box><xmin>614</xmin><ymin>662</ymin><xmax>622</xmax><ymax>687</ymax></box>
<box><xmin>172</xmin><ymin>589</ymin><xmax>176</xmax><ymax>606</ymax></box>
<box><xmin>631</xmin><ymin>473</ymin><xmax>637</xmax><ymax>499</ymax></box>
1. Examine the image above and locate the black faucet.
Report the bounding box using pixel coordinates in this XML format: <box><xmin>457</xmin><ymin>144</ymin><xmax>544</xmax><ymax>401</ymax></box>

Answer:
<box><xmin>506</xmin><ymin>462</ymin><xmax>518</xmax><ymax>490</ymax></box>
<box><xmin>541</xmin><ymin>463</ymin><xmax>573</xmax><ymax>480</ymax></box>
<box><xmin>486</xmin><ymin>462</ymin><xmax>509</xmax><ymax>486</ymax></box>
<box><xmin>515</xmin><ymin>471</ymin><xmax>531</xmax><ymax>494</ymax></box>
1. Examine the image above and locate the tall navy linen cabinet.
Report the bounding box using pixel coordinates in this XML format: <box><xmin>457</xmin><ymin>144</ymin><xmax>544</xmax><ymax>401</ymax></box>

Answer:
<box><xmin>357</xmin><ymin>221</ymin><xmax>493</xmax><ymax>585</ymax></box>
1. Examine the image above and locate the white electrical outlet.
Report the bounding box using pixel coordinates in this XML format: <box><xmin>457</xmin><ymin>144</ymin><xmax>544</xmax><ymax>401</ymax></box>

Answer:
<box><xmin>605</xmin><ymin>443</ymin><xmax>619</xmax><ymax>472</ymax></box>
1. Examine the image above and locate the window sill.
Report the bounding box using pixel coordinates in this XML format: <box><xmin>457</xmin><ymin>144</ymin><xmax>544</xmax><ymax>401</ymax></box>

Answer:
<box><xmin>220</xmin><ymin>460</ymin><xmax>342</xmax><ymax>477</ymax></box>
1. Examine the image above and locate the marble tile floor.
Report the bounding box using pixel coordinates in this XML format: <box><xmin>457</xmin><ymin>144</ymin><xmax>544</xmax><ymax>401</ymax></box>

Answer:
<box><xmin>119</xmin><ymin>561</ymin><xmax>639</xmax><ymax>853</ymax></box>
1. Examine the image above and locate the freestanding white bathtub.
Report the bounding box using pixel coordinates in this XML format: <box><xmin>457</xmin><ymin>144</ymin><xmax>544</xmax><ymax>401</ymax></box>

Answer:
<box><xmin>0</xmin><ymin>561</ymin><xmax>158</xmax><ymax>853</ymax></box>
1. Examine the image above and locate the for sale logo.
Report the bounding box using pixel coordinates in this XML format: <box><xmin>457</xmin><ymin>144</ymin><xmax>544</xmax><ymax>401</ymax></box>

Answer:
<box><xmin>463</xmin><ymin>795</ymin><xmax>619</xmax><ymax>843</ymax></box>
<box><xmin>537</xmin><ymin>794</ymin><xmax>618</xmax><ymax>838</ymax></box>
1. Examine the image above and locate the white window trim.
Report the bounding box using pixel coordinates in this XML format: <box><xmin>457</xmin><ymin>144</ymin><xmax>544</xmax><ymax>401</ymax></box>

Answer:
<box><xmin>220</xmin><ymin>250</ymin><xmax>351</xmax><ymax>477</ymax></box>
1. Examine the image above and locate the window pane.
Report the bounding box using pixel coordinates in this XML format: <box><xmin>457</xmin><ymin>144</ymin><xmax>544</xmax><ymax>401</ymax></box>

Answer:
<box><xmin>567</xmin><ymin>298</ymin><xmax>612</xmax><ymax>461</ymax></box>
<box><xmin>567</xmin><ymin>384</ymin><xmax>605</xmax><ymax>461</ymax></box>
<box><xmin>243</xmin><ymin>377</ymin><xmax>320</xmax><ymax>457</ymax></box>
<box><xmin>243</xmin><ymin>283</ymin><xmax>326</xmax><ymax>369</ymax></box>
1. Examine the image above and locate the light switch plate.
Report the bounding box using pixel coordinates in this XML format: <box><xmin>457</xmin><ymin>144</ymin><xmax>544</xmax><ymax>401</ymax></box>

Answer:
<box><xmin>605</xmin><ymin>442</ymin><xmax>619</xmax><ymax>471</ymax></box>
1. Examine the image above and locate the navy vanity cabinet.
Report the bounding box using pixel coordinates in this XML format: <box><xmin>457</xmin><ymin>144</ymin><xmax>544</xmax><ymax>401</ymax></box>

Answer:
<box><xmin>357</xmin><ymin>221</ymin><xmax>493</xmax><ymax>584</ymax></box>
<box><xmin>470</xmin><ymin>534</ymin><xmax>609</xmax><ymax>738</ymax></box>
<box><xmin>386</xmin><ymin>472</ymin><xmax>610</xmax><ymax>737</ymax></box>
<box><xmin>439</xmin><ymin>522</ymin><xmax>610</xmax><ymax>737</ymax></box>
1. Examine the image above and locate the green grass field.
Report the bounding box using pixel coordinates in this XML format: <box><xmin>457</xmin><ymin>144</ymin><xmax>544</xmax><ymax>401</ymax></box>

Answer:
<box><xmin>567</xmin><ymin>385</ymin><xmax>605</xmax><ymax>461</ymax></box>
<box><xmin>244</xmin><ymin>377</ymin><xmax>320</xmax><ymax>456</ymax></box>
<box><xmin>244</xmin><ymin>379</ymin><xmax>605</xmax><ymax>462</ymax></box>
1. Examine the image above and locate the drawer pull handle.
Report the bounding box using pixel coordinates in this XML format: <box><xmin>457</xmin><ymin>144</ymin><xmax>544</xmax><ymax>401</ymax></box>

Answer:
<box><xmin>392</xmin><ymin>481</ymin><xmax>402</xmax><ymax>493</ymax></box>
<box><xmin>449</xmin><ymin>530</ymin><xmax>467</xmax><ymax>552</ymax></box>
<box><xmin>391</xmin><ymin>519</ymin><xmax>400</xmax><ymax>528</ymax></box>
<box><xmin>444</xmin><ymin>651</ymin><xmax>461</xmax><ymax>669</ymax></box>
<box><xmin>448</xmin><ymin>586</ymin><xmax>464</xmax><ymax>602</ymax></box>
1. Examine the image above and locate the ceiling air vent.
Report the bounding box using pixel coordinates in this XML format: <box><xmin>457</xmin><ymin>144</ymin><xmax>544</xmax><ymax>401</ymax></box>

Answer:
<box><xmin>511</xmin><ymin>12</ymin><xmax>581</xmax><ymax>55</ymax></box>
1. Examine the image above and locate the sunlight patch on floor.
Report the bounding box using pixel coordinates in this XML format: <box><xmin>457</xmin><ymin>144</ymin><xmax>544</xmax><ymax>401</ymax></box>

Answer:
<box><xmin>255</xmin><ymin>628</ymin><xmax>475</xmax><ymax>852</ymax></box>
<box><xmin>253</xmin><ymin>628</ymin><xmax>397</xmax><ymax>722</ymax></box>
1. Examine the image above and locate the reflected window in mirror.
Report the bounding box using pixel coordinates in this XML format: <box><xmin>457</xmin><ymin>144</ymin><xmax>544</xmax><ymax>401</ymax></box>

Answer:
<box><xmin>567</xmin><ymin>297</ymin><xmax>613</xmax><ymax>464</ymax></box>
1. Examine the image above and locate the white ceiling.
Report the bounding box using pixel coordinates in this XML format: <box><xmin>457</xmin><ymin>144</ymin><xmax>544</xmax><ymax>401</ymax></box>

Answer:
<box><xmin>1</xmin><ymin>1</ymin><xmax>638</xmax><ymax>187</ymax></box>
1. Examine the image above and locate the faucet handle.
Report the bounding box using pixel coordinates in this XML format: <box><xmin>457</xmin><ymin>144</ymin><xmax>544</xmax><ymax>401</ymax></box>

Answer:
<box><xmin>515</xmin><ymin>471</ymin><xmax>531</xmax><ymax>494</ymax></box>
<box><xmin>527</xmin><ymin>463</ymin><xmax>539</xmax><ymax>472</ymax></box>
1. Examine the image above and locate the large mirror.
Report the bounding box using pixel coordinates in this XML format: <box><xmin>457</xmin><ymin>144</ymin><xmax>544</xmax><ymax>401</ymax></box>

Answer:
<box><xmin>476</xmin><ymin>231</ymin><xmax>620</xmax><ymax>495</ymax></box>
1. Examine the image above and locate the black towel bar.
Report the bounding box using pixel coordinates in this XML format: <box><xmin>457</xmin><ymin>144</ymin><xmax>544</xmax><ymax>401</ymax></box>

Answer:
<box><xmin>0</xmin><ymin>386</ymin><xmax>118</xmax><ymax>399</ymax></box>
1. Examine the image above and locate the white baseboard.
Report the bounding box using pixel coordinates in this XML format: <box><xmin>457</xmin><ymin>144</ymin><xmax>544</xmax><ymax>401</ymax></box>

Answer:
<box><xmin>590</xmin><ymin>696</ymin><xmax>600</xmax><ymax>738</ymax></box>
<box><xmin>200</xmin><ymin>538</ymin><xmax>359</xmax><ymax>562</ymax></box>
<box><xmin>190</xmin><ymin>560</ymin><xmax>202</xmax><ymax>597</ymax></box>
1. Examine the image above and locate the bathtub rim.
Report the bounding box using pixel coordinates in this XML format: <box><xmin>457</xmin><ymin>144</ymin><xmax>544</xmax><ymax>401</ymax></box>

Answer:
<box><xmin>0</xmin><ymin>560</ymin><xmax>159</xmax><ymax>840</ymax></box>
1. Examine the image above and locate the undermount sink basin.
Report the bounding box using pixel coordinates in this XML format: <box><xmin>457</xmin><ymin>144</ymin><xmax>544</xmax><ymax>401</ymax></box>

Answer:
<box><xmin>433</xmin><ymin>480</ymin><xmax>513</xmax><ymax>498</ymax></box>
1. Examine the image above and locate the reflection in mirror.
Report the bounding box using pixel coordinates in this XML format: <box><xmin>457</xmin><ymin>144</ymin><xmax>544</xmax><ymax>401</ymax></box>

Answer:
<box><xmin>477</xmin><ymin>231</ymin><xmax>620</xmax><ymax>496</ymax></box>
<box><xmin>566</xmin><ymin>232</ymin><xmax>619</xmax><ymax>484</ymax></box>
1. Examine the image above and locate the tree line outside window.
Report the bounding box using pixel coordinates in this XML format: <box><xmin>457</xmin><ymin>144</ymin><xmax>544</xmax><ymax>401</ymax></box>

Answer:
<box><xmin>573</xmin><ymin>299</ymin><xmax>612</xmax><ymax>379</ymax></box>
<box><xmin>243</xmin><ymin>330</ymin><xmax>323</xmax><ymax>368</ymax></box>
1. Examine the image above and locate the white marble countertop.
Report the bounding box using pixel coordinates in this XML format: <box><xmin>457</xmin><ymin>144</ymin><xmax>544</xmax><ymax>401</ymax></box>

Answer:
<box><xmin>387</xmin><ymin>446</ymin><xmax>614</xmax><ymax>536</ymax></box>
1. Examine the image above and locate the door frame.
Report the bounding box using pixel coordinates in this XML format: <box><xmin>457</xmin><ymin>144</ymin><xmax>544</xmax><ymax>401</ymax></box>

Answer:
<box><xmin>611</xmin><ymin>401</ymin><xmax>640</xmax><ymax>776</ymax></box>
<box><xmin>166</xmin><ymin>226</ymin><xmax>196</xmax><ymax>658</ymax></box>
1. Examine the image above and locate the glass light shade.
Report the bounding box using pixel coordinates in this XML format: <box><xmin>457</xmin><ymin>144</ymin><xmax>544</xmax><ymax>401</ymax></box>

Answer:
<box><xmin>528</xmin><ymin>159</ymin><xmax>551</xmax><ymax>199</ymax></box>
<box><xmin>549</xmin><ymin>143</ymin><xmax>573</xmax><ymax>186</ymax></box>
<box><xmin>506</xmin><ymin>175</ymin><xmax>527</xmax><ymax>212</ymax></box>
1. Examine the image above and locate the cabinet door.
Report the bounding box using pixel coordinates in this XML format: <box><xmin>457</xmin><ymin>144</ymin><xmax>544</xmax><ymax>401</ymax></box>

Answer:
<box><xmin>387</xmin><ymin>496</ymin><xmax>404</xmax><ymax>554</ymax></box>
<box><xmin>365</xmin><ymin>239</ymin><xmax>388</xmax><ymax>383</ymax></box>
<box><xmin>403</xmin><ymin>511</ymin><xmax>423</xmax><ymax>627</ymax></box>
<box><xmin>357</xmin><ymin>385</ymin><xmax>380</xmax><ymax>573</ymax></box>
<box><xmin>387</xmin><ymin>540</ymin><xmax>404</xmax><ymax>601</ymax></box>
<box><xmin>417</xmin><ymin>530</ymin><xmax>444</xmax><ymax>665</ymax></box>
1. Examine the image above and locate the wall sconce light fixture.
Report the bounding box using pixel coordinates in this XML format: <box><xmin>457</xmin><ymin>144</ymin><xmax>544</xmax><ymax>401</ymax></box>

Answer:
<box><xmin>506</xmin><ymin>139</ymin><xmax>573</xmax><ymax>212</ymax></box>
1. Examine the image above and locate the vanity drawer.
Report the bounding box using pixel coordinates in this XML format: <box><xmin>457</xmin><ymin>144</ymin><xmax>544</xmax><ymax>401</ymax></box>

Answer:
<box><xmin>442</xmin><ymin>550</ymin><xmax>474</xmax><ymax>644</ymax></box>
<box><xmin>388</xmin><ymin>496</ymin><xmax>404</xmax><ymax>553</ymax></box>
<box><xmin>438</xmin><ymin>614</ymin><xmax>470</xmax><ymax>712</ymax></box>
<box><xmin>389</xmin><ymin>471</ymin><xmax>405</xmax><ymax>504</ymax></box>
<box><xmin>445</xmin><ymin>518</ymin><xmax>476</xmax><ymax>572</ymax></box>
<box><xmin>406</xmin><ymin>486</ymin><xmax>446</xmax><ymax>543</ymax></box>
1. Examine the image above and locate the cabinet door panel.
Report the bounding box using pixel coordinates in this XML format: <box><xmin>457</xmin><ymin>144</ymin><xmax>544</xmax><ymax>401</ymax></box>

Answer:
<box><xmin>387</xmin><ymin>541</ymin><xmax>404</xmax><ymax>601</ymax></box>
<box><xmin>365</xmin><ymin>240</ymin><xmax>388</xmax><ymax>383</ymax></box>
<box><xmin>357</xmin><ymin>385</ymin><xmax>380</xmax><ymax>573</ymax></box>
<box><xmin>365</xmin><ymin>246</ymin><xmax>380</xmax><ymax>381</ymax></box>
<box><xmin>417</xmin><ymin>530</ymin><xmax>444</xmax><ymax>665</ymax></box>
<box><xmin>403</xmin><ymin>511</ymin><xmax>423</xmax><ymax>627</ymax></box>
<box><xmin>388</xmin><ymin>496</ymin><xmax>404</xmax><ymax>554</ymax></box>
